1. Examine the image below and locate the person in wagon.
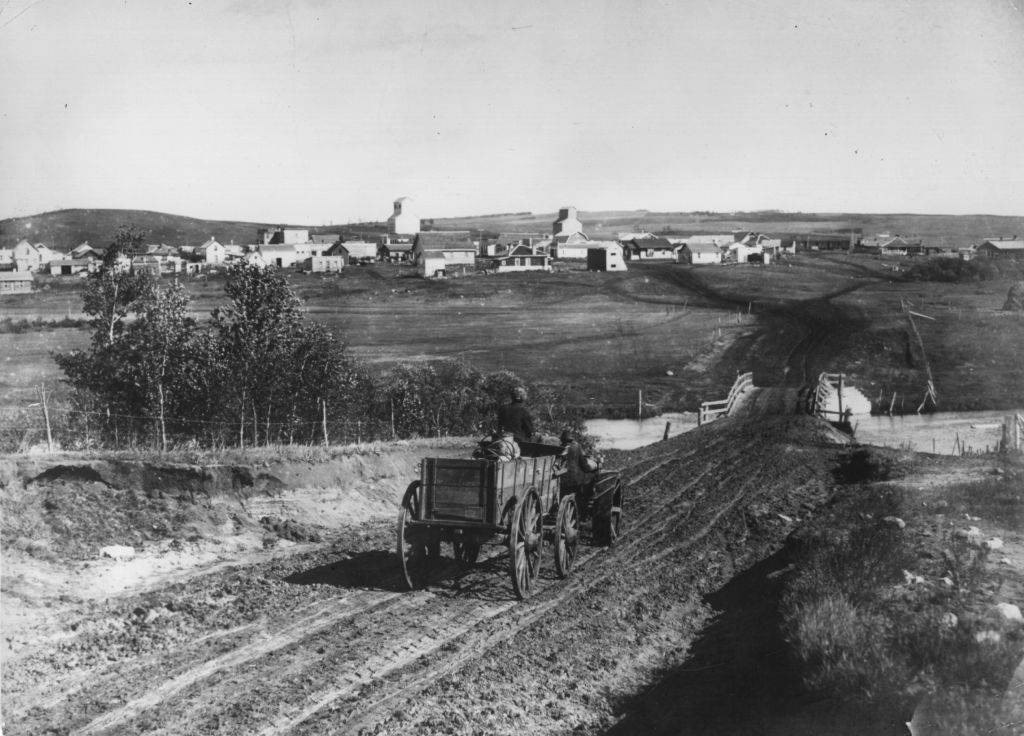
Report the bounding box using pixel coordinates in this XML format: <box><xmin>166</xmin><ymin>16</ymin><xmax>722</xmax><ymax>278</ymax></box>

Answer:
<box><xmin>478</xmin><ymin>430</ymin><xmax>520</xmax><ymax>462</ymax></box>
<box><xmin>558</xmin><ymin>428</ymin><xmax>599</xmax><ymax>510</ymax></box>
<box><xmin>497</xmin><ymin>386</ymin><xmax>535</xmax><ymax>444</ymax></box>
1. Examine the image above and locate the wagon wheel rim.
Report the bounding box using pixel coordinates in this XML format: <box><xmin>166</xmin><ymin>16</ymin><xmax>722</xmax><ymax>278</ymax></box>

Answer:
<box><xmin>554</xmin><ymin>495</ymin><xmax>579</xmax><ymax>578</ymax></box>
<box><xmin>510</xmin><ymin>490</ymin><xmax>543</xmax><ymax>600</ymax></box>
<box><xmin>397</xmin><ymin>481</ymin><xmax>429</xmax><ymax>589</ymax></box>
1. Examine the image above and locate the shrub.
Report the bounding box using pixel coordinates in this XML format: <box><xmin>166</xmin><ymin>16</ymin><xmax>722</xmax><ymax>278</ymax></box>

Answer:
<box><xmin>902</xmin><ymin>259</ymin><xmax>1001</xmax><ymax>283</ymax></box>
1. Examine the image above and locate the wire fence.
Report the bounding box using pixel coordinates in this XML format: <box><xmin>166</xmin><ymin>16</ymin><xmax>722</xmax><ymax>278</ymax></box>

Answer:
<box><xmin>0</xmin><ymin>402</ymin><xmax>431</xmax><ymax>453</ymax></box>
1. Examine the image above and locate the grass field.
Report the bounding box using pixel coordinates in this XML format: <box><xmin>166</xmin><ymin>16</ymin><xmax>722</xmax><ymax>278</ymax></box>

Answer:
<box><xmin>2</xmin><ymin>254</ymin><xmax>1021</xmax><ymax>420</ymax></box>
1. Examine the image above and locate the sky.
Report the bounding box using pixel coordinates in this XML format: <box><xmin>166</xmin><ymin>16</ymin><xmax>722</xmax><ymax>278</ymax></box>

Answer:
<box><xmin>2</xmin><ymin>0</ymin><xmax>1024</xmax><ymax>223</ymax></box>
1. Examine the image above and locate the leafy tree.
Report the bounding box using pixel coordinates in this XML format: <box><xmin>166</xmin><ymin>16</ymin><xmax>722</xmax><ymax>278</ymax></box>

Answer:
<box><xmin>210</xmin><ymin>263</ymin><xmax>304</xmax><ymax>445</ymax></box>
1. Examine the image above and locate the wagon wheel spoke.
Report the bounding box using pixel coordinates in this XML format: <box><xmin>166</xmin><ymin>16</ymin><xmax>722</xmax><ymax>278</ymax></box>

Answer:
<box><xmin>554</xmin><ymin>494</ymin><xmax>579</xmax><ymax>578</ymax></box>
<box><xmin>509</xmin><ymin>490</ymin><xmax>543</xmax><ymax>600</ymax></box>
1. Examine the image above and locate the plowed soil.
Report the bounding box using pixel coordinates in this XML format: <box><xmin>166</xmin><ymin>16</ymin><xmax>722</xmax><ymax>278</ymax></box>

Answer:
<box><xmin>2</xmin><ymin>417</ymin><xmax>855</xmax><ymax>735</ymax></box>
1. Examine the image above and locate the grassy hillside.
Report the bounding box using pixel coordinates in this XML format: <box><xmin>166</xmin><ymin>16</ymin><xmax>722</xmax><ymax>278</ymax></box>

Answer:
<box><xmin>0</xmin><ymin>209</ymin><xmax>360</xmax><ymax>252</ymax></box>
<box><xmin>5</xmin><ymin>207</ymin><xmax>1023</xmax><ymax>252</ymax></box>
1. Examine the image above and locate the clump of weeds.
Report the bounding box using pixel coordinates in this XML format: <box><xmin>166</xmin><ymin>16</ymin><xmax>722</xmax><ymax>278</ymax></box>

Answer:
<box><xmin>781</xmin><ymin>483</ymin><xmax>1024</xmax><ymax>730</ymax></box>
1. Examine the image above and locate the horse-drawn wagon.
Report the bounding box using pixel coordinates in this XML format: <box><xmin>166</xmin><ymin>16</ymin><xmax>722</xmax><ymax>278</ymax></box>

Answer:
<box><xmin>397</xmin><ymin>441</ymin><xmax>623</xmax><ymax>599</ymax></box>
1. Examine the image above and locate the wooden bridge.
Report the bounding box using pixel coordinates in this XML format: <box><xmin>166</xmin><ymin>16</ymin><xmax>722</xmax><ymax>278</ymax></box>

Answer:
<box><xmin>698</xmin><ymin>371</ymin><xmax>850</xmax><ymax>425</ymax></box>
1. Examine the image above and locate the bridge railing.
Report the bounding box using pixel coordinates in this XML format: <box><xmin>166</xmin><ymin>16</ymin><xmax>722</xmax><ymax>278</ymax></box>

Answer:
<box><xmin>809</xmin><ymin>372</ymin><xmax>846</xmax><ymax>419</ymax></box>
<box><xmin>699</xmin><ymin>372</ymin><xmax>754</xmax><ymax>425</ymax></box>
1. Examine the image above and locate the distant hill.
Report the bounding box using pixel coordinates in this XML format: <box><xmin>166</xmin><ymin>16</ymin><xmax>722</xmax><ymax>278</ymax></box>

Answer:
<box><xmin>3</xmin><ymin>207</ymin><xmax>1023</xmax><ymax>252</ymax></box>
<box><xmin>432</xmin><ymin>210</ymin><xmax>1024</xmax><ymax>248</ymax></box>
<box><xmin>0</xmin><ymin>209</ymin><xmax>360</xmax><ymax>252</ymax></box>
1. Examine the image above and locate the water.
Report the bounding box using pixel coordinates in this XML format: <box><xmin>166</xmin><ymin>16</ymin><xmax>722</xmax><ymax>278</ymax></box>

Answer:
<box><xmin>853</xmin><ymin>409</ymin><xmax>1021</xmax><ymax>455</ymax></box>
<box><xmin>586</xmin><ymin>412</ymin><xmax>698</xmax><ymax>450</ymax></box>
<box><xmin>589</xmin><ymin>408</ymin><xmax>1019</xmax><ymax>454</ymax></box>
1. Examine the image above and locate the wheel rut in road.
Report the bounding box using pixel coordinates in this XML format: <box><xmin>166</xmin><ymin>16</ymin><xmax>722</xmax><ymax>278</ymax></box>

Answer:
<box><xmin>12</xmin><ymin>418</ymin><xmax>846</xmax><ymax>736</ymax></box>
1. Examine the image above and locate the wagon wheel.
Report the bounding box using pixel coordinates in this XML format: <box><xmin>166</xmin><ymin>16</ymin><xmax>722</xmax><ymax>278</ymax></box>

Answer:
<box><xmin>595</xmin><ymin>479</ymin><xmax>623</xmax><ymax>547</ymax></box>
<box><xmin>554</xmin><ymin>494</ymin><xmax>579</xmax><ymax>578</ymax></box>
<box><xmin>509</xmin><ymin>489</ymin><xmax>543</xmax><ymax>600</ymax></box>
<box><xmin>453</xmin><ymin>540</ymin><xmax>480</xmax><ymax>565</ymax></box>
<box><xmin>397</xmin><ymin>481</ymin><xmax>429</xmax><ymax>589</ymax></box>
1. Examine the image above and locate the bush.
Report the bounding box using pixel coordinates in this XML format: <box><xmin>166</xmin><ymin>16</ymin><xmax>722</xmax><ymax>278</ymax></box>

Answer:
<box><xmin>903</xmin><ymin>259</ymin><xmax>1001</xmax><ymax>283</ymax></box>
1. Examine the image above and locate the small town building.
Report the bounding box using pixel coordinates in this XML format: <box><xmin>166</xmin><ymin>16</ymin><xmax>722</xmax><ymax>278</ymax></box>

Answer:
<box><xmin>552</xmin><ymin>206</ymin><xmax>584</xmax><ymax>238</ymax></box>
<box><xmin>0</xmin><ymin>270</ymin><xmax>34</xmax><ymax>294</ymax></box>
<box><xmin>587</xmin><ymin>244</ymin><xmax>627</xmax><ymax>271</ymax></box>
<box><xmin>553</xmin><ymin>232</ymin><xmax>591</xmax><ymax>259</ymax></box>
<box><xmin>13</xmin><ymin>239</ymin><xmax>57</xmax><ymax>272</ymax></box>
<box><xmin>311</xmin><ymin>233</ymin><xmax>340</xmax><ymax>247</ymax></box>
<box><xmin>257</xmin><ymin>244</ymin><xmax>301</xmax><ymax>269</ymax></box>
<box><xmin>680</xmin><ymin>243</ymin><xmax>722</xmax><ymax>265</ymax></box>
<box><xmin>195</xmin><ymin>237</ymin><xmax>227</xmax><ymax>265</ymax></box>
<box><xmin>785</xmin><ymin>232</ymin><xmax>859</xmax><ymax>252</ymax></box>
<box><xmin>484</xmin><ymin>233</ymin><xmax>546</xmax><ymax>257</ymax></box>
<box><xmin>0</xmin><ymin>247</ymin><xmax>13</xmax><ymax>269</ymax></box>
<box><xmin>622</xmin><ymin>237</ymin><xmax>681</xmax><ymax>261</ymax></box>
<box><xmin>131</xmin><ymin>256</ymin><xmax>162</xmax><ymax>277</ymax></box>
<box><xmin>331</xmin><ymin>240</ymin><xmax>378</xmax><ymax>264</ymax></box>
<box><xmin>48</xmin><ymin>258</ymin><xmax>93</xmax><ymax>276</ymax></box>
<box><xmin>977</xmin><ymin>238</ymin><xmax>1024</xmax><ymax>259</ymax></box>
<box><xmin>308</xmin><ymin>255</ymin><xmax>345</xmax><ymax>273</ymax></box>
<box><xmin>70</xmin><ymin>242</ymin><xmax>103</xmax><ymax>260</ymax></box>
<box><xmin>495</xmin><ymin>244</ymin><xmax>551</xmax><ymax>273</ymax></box>
<box><xmin>414</xmin><ymin>231</ymin><xmax>476</xmax><ymax>278</ymax></box>
<box><xmin>380</xmin><ymin>241</ymin><xmax>414</xmax><ymax>263</ymax></box>
<box><xmin>258</xmin><ymin>228</ymin><xmax>310</xmax><ymax>246</ymax></box>
<box><xmin>387</xmin><ymin>196</ymin><xmax>421</xmax><ymax>237</ymax></box>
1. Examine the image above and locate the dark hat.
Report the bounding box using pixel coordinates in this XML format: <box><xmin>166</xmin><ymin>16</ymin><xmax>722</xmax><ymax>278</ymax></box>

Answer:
<box><xmin>559</xmin><ymin>429</ymin><xmax>573</xmax><ymax>443</ymax></box>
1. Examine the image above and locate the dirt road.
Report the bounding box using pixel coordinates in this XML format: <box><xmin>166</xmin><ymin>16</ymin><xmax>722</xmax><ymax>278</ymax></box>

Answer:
<box><xmin>2</xmin><ymin>417</ymin><xmax>850</xmax><ymax>735</ymax></box>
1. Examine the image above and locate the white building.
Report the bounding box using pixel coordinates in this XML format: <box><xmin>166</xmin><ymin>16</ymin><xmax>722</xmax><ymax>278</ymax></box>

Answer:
<box><xmin>680</xmin><ymin>243</ymin><xmax>722</xmax><ymax>265</ymax></box>
<box><xmin>257</xmin><ymin>244</ymin><xmax>300</xmax><ymax>269</ymax></box>
<box><xmin>195</xmin><ymin>237</ymin><xmax>227</xmax><ymax>265</ymax></box>
<box><xmin>12</xmin><ymin>239</ymin><xmax>58</xmax><ymax>272</ymax></box>
<box><xmin>587</xmin><ymin>244</ymin><xmax>627</xmax><ymax>271</ymax></box>
<box><xmin>553</xmin><ymin>232</ymin><xmax>592</xmax><ymax>259</ymax></box>
<box><xmin>387</xmin><ymin>196</ymin><xmax>420</xmax><ymax>237</ymax></box>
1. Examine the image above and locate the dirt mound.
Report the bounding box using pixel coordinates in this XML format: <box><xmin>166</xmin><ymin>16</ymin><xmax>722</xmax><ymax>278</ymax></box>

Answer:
<box><xmin>1004</xmin><ymin>281</ymin><xmax>1024</xmax><ymax>311</ymax></box>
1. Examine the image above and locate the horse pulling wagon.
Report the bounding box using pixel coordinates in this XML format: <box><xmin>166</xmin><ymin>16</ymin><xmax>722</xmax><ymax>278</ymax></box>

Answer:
<box><xmin>397</xmin><ymin>441</ymin><xmax>623</xmax><ymax>599</ymax></box>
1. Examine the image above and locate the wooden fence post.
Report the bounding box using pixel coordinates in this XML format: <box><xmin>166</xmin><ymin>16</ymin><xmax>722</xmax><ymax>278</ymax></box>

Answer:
<box><xmin>38</xmin><ymin>385</ymin><xmax>53</xmax><ymax>452</ymax></box>
<box><xmin>321</xmin><ymin>399</ymin><xmax>329</xmax><ymax>446</ymax></box>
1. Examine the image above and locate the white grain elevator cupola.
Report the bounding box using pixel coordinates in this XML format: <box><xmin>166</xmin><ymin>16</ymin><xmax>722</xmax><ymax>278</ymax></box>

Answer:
<box><xmin>387</xmin><ymin>196</ymin><xmax>420</xmax><ymax>237</ymax></box>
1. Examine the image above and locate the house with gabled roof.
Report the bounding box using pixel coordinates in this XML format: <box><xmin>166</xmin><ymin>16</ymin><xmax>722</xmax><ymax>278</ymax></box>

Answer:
<box><xmin>413</xmin><ymin>231</ymin><xmax>476</xmax><ymax>278</ymax></box>
<box><xmin>622</xmin><ymin>236</ymin><xmax>681</xmax><ymax>261</ymax></box>
<box><xmin>680</xmin><ymin>243</ymin><xmax>722</xmax><ymax>265</ymax></box>
<box><xmin>13</xmin><ymin>239</ymin><xmax>58</xmax><ymax>272</ymax></box>
<box><xmin>70</xmin><ymin>241</ymin><xmax>103</xmax><ymax>260</ymax></box>
<box><xmin>977</xmin><ymin>237</ymin><xmax>1024</xmax><ymax>259</ymax></box>
<box><xmin>380</xmin><ymin>241</ymin><xmax>414</xmax><ymax>263</ymax></box>
<box><xmin>195</xmin><ymin>237</ymin><xmax>226</xmax><ymax>265</ymax></box>
<box><xmin>495</xmin><ymin>244</ymin><xmax>551</xmax><ymax>273</ymax></box>
<box><xmin>330</xmin><ymin>240</ymin><xmax>378</xmax><ymax>264</ymax></box>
